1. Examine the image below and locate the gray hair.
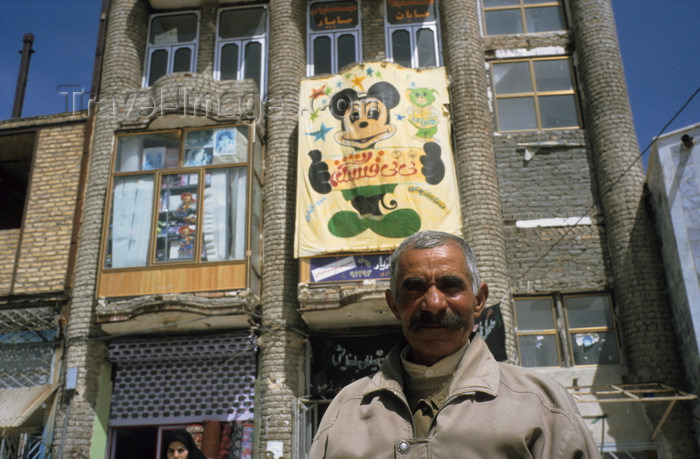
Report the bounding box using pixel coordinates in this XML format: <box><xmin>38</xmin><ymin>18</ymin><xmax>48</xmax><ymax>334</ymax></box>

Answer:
<box><xmin>389</xmin><ymin>230</ymin><xmax>481</xmax><ymax>297</ymax></box>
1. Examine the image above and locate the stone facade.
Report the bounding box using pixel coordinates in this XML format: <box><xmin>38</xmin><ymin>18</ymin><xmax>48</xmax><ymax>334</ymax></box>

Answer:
<box><xmin>42</xmin><ymin>0</ymin><xmax>697</xmax><ymax>458</ymax></box>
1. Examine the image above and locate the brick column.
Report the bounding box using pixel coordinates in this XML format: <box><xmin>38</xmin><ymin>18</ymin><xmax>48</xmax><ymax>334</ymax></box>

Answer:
<box><xmin>53</xmin><ymin>0</ymin><xmax>147</xmax><ymax>457</ymax></box>
<box><xmin>570</xmin><ymin>0</ymin><xmax>696</xmax><ymax>456</ymax></box>
<box><xmin>257</xmin><ymin>0</ymin><xmax>307</xmax><ymax>456</ymax></box>
<box><xmin>438</xmin><ymin>0</ymin><xmax>515</xmax><ymax>360</ymax></box>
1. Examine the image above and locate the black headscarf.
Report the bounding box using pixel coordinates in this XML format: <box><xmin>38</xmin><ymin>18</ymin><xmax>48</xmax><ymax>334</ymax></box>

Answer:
<box><xmin>162</xmin><ymin>430</ymin><xmax>207</xmax><ymax>459</ymax></box>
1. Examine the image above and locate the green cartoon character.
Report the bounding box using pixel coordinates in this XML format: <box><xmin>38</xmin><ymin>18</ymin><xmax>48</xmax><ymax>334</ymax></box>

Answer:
<box><xmin>406</xmin><ymin>88</ymin><xmax>439</xmax><ymax>142</ymax></box>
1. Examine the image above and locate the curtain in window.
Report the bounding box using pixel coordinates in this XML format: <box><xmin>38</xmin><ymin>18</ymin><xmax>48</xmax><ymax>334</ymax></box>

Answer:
<box><xmin>203</xmin><ymin>168</ymin><xmax>247</xmax><ymax>261</ymax></box>
<box><xmin>111</xmin><ymin>176</ymin><xmax>154</xmax><ymax>268</ymax></box>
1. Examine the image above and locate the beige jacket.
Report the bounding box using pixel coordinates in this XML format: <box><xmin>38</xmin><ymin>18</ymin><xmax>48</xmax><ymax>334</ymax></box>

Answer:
<box><xmin>309</xmin><ymin>334</ymin><xmax>600</xmax><ymax>458</ymax></box>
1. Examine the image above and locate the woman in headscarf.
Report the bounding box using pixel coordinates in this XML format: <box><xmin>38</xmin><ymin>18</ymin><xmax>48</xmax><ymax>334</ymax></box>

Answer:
<box><xmin>162</xmin><ymin>430</ymin><xmax>207</xmax><ymax>459</ymax></box>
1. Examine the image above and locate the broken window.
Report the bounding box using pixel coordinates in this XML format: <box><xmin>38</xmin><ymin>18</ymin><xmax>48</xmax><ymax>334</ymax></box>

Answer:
<box><xmin>514</xmin><ymin>293</ymin><xmax>620</xmax><ymax>367</ymax></box>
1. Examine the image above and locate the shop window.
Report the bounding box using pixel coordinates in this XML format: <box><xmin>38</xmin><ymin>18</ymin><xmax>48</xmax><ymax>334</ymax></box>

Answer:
<box><xmin>482</xmin><ymin>0</ymin><xmax>566</xmax><ymax>35</ymax></box>
<box><xmin>307</xmin><ymin>0</ymin><xmax>361</xmax><ymax>76</ymax></box>
<box><xmin>385</xmin><ymin>0</ymin><xmax>441</xmax><ymax>68</ymax></box>
<box><xmin>107</xmin><ymin>333</ymin><xmax>256</xmax><ymax>458</ymax></box>
<box><xmin>102</xmin><ymin>125</ymin><xmax>263</xmax><ymax>297</ymax></box>
<box><xmin>0</xmin><ymin>132</ymin><xmax>34</xmax><ymax>230</ymax></box>
<box><xmin>491</xmin><ymin>57</ymin><xmax>580</xmax><ymax>131</ymax></box>
<box><xmin>145</xmin><ymin>12</ymin><xmax>199</xmax><ymax>87</ymax></box>
<box><xmin>514</xmin><ymin>293</ymin><xmax>620</xmax><ymax>367</ymax></box>
<box><xmin>215</xmin><ymin>6</ymin><xmax>268</xmax><ymax>96</ymax></box>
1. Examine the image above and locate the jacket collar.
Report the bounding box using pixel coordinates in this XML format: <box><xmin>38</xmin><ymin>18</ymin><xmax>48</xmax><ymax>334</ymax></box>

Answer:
<box><xmin>363</xmin><ymin>334</ymin><xmax>500</xmax><ymax>399</ymax></box>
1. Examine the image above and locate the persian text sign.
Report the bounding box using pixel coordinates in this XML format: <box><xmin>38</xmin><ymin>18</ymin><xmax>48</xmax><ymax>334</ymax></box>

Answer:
<box><xmin>295</xmin><ymin>62</ymin><xmax>461</xmax><ymax>257</ymax></box>
<box><xmin>309</xmin><ymin>253</ymin><xmax>391</xmax><ymax>282</ymax></box>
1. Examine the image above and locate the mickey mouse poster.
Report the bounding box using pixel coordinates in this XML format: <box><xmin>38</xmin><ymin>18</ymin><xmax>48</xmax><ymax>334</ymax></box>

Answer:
<box><xmin>295</xmin><ymin>62</ymin><xmax>461</xmax><ymax>257</ymax></box>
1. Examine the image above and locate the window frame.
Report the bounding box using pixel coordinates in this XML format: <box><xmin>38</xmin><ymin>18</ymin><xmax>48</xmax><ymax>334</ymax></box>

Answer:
<box><xmin>214</xmin><ymin>5</ymin><xmax>269</xmax><ymax>98</ymax></box>
<box><xmin>383</xmin><ymin>0</ymin><xmax>442</xmax><ymax>69</ymax></box>
<box><xmin>481</xmin><ymin>0</ymin><xmax>566</xmax><ymax>36</ymax></box>
<box><xmin>490</xmin><ymin>56</ymin><xmax>581</xmax><ymax>132</ymax></box>
<box><xmin>306</xmin><ymin>0</ymin><xmax>362</xmax><ymax>77</ymax></box>
<box><xmin>514</xmin><ymin>292</ymin><xmax>621</xmax><ymax>368</ymax></box>
<box><xmin>102</xmin><ymin>124</ymin><xmax>262</xmax><ymax>271</ymax></box>
<box><xmin>143</xmin><ymin>11</ymin><xmax>200</xmax><ymax>87</ymax></box>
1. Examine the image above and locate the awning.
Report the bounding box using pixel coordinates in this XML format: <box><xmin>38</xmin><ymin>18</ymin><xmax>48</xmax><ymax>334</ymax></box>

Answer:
<box><xmin>568</xmin><ymin>383</ymin><xmax>697</xmax><ymax>441</ymax></box>
<box><xmin>0</xmin><ymin>384</ymin><xmax>57</xmax><ymax>429</ymax></box>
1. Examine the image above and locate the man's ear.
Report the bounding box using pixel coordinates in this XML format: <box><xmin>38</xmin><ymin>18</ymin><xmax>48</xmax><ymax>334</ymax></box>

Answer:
<box><xmin>473</xmin><ymin>282</ymin><xmax>489</xmax><ymax>318</ymax></box>
<box><xmin>385</xmin><ymin>289</ymin><xmax>401</xmax><ymax>321</ymax></box>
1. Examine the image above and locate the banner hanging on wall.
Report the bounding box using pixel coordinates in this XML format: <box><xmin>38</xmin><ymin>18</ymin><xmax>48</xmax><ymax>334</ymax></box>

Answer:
<box><xmin>295</xmin><ymin>62</ymin><xmax>462</xmax><ymax>257</ymax></box>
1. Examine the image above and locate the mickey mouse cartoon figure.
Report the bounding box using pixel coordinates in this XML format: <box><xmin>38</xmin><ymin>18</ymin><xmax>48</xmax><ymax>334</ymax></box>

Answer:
<box><xmin>308</xmin><ymin>81</ymin><xmax>445</xmax><ymax>238</ymax></box>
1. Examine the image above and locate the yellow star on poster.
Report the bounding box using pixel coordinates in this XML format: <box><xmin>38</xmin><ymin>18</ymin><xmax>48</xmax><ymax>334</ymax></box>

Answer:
<box><xmin>351</xmin><ymin>74</ymin><xmax>366</xmax><ymax>91</ymax></box>
<box><xmin>310</xmin><ymin>110</ymin><xmax>319</xmax><ymax>121</ymax></box>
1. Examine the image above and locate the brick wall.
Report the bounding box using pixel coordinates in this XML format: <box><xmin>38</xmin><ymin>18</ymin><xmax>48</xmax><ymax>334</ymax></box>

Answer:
<box><xmin>12</xmin><ymin>123</ymin><xmax>85</xmax><ymax>294</ymax></box>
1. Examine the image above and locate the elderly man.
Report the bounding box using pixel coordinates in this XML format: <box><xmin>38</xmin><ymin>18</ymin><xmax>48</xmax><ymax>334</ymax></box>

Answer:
<box><xmin>309</xmin><ymin>230</ymin><xmax>600</xmax><ymax>458</ymax></box>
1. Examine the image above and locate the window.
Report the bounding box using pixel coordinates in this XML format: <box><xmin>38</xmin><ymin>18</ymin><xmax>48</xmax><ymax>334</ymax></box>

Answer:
<box><xmin>307</xmin><ymin>0</ymin><xmax>361</xmax><ymax>76</ymax></box>
<box><xmin>491</xmin><ymin>57</ymin><xmax>580</xmax><ymax>131</ymax></box>
<box><xmin>0</xmin><ymin>132</ymin><xmax>34</xmax><ymax>230</ymax></box>
<box><xmin>514</xmin><ymin>293</ymin><xmax>620</xmax><ymax>367</ymax></box>
<box><xmin>385</xmin><ymin>0</ymin><xmax>441</xmax><ymax>68</ymax></box>
<box><xmin>144</xmin><ymin>12</ymin><xmax>199</xmax><ymax>87</ymax></box>
<box><xmin>105</xmin><ymin>125</ymin><xmax>262</xmax><ymax>270</ymax></box>
<box><xmin>215</xmin><ymin>6</ymin><xmax>268</xmax><ymax>96</ymax></box>
<box><xmin>482</xmin><ymin>0</ymin><xmax>565</xmax><ymax>35</ymax></box>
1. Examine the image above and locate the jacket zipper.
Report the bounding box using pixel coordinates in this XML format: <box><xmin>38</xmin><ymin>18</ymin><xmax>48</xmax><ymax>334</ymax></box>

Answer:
<box><xmin>389</xmin><ymin>389</ymin><xmax>418</xmax><ymax>437</ymax></box>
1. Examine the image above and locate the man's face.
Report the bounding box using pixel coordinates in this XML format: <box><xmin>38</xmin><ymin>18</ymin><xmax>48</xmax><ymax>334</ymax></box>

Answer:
<box><xmin>385</xmin><ymin>241</ymin><xmax>488</xmax><ymax>366</ymax></box>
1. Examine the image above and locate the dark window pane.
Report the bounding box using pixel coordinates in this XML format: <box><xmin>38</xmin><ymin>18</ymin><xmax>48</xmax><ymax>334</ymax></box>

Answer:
<box><xmin>565</xmin><ymin>295</ymin><xmax>614</xmax><ymax>328</ymax></box>
<box><xmin>515</xmin><ymin>298</ymin><xmax>555</xmax><ymax>330</ymax></box>
<box><xmin>571</xmin><ymin>331</ymin><xmax>620</xmax><ymax>365</ymax></box>
<box><xmin>313</xmin><ymin>36</ymin><xmax>332</xmax><ymax>75</ymax></box>
<box><xmin>391</xmin><ymin>29</ymin><xmax>411</xmax><ymax>68</ymax></box>
<box><xmin>337</xmin><ymin>34</ymin><xmax>356</xmax><ymax>71</ymax></box>
<box><xmin>219</xmin><ymin>8</ymin><xmax>267</xmax><ymax>39</ymax></box>
<box><xmin>539</xmin><ymin>94</ymin><xmax>579</xmax><ymax>128</ymax></box>
<box><xmin>497</xmin><ymin>97</ymin><xmax>537</xmax><ymax>131</ymax></box>
<box><xmin>173</xmin><ymin>47</ymin><xmax>192</xmax><ymax>73</ymax></box>
<box><xmin>220</xmin><ymin>43</ymin><xmax>240</xmax><ymax>80</ymax></box>
<box><xmin>526</xmin><ymin>6</ymin><xmax>565</xmax><ymax>32</ymax></box>
<box><xmin>416</xmin><ymin>28</ymin><xmax>436</xmax><ymax>68</ymax></box>
<box><xmin>518</xmin><ymin>334</ymin><xmax>559</xmax><ymax>367</ymax></box>
<box><xmin>484</xmin><ymin>0</ymin><xmax>519</xmax><ymax>6</ymax></box>
<box><xmin>244</xmin><ymin>41</ymin><xmax>263</xmax><ymax>90</ymax></box>
<box><xmin>493</xmin><ymin>61</ymin><xmax>532</xmax><ymax>94</ymax></box>
<box><xmin>150</xmin><ymin>13</ymin><xmax>197</xmax><ymax>44</ymax></box>
<box><xmin>485</xmin><ymin>10</ymin><xmax>523</xmax><ymax>35</ymax></box>
<box><xmin>148</xmin><ymin>49</ymin><xmax>168</xmax><ymax>86</ymax></box>
<box><xmin>533</xmin><ymin>59</ymin><xmax>573</xmax><ymax>91</ymax></box>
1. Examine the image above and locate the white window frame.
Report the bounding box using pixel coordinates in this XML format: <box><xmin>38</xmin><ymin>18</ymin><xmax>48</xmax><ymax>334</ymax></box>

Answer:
<box><xmin>306</xmin><ymin>0</ymin><xmax>362</xmax><ymax>77</ymax></box>
<box><xmin>384</xmin><ymin>0</ymin><xmax>442</xmax><ymax>69</ymax></box>
<box><xmin>214</xmin><ymin>5</ymin><xmax>269</xmax><ymax>98</ymax></box>
<box><xmin>143</xmin><ymin>11</ymin><xmax>200</xmax><ymax>88</ymax></box>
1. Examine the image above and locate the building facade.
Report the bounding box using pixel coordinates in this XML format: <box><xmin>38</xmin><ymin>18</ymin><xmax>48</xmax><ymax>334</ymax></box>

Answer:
<box><xmin>0</xmin><ymin>112</ymin><xmax>88</xmax><ymax>458</ymax></box>
<box><xmin>42</xmin><ymin>0</ymin><xmax>697</xmax><ymax>458</ymax></box>
<box><xmin>646</xmin><ymin>123</ymin><xmax>700</xmax><ymax>454</ymax></box>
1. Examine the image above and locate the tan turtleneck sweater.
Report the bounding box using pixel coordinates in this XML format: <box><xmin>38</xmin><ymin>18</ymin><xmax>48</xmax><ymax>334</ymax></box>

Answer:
<box><xmin>400</xmin><ymin>341</ymin><xmax>469</xmax><ymax>437</ymax></box>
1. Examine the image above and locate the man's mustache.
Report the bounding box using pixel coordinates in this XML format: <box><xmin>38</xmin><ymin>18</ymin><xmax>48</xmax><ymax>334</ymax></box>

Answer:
<box><xmin>408</xmin><ymin>309</ymin><xmax>466</xmax><ymax>331</ymax></box>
